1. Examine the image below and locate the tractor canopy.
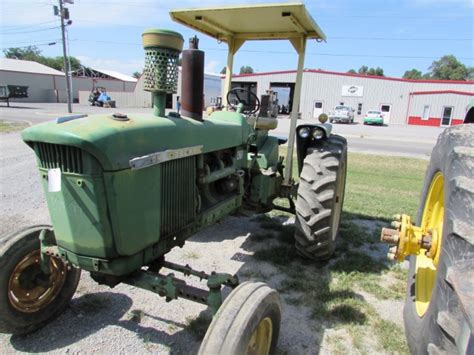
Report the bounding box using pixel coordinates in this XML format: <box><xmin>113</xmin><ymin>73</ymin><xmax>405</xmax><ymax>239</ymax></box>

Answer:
<box><xmin>170</xmin><ymin>3</ymin><xmax>326</xmax><ymax>42</ymax></box>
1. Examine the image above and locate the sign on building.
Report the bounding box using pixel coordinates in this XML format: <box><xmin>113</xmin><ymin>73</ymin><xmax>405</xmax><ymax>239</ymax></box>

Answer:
<box><xmin>342</xmin><ymin>85</ymin><xmax>363</xmax><ymax>97</ymax></box>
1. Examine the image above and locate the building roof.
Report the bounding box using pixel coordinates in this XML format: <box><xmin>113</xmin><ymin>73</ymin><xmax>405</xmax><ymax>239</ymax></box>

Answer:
<box><xmin>410</xmin><ymin>90</ymin><xmax>474</xmax><ymax>96</ymax></box>
<box><xmin>231</xmin><ymin>69</ymin><xmax>474</xmax><ymax>85</ymax></box>
<box><xmin>93</xmin><ymin>69</ymin><xmax>137</xmax><ymax>82</ymax></box>
<box><xmin>0</xmin><ymin>57</ymin><xmax>65</xmax><ymax>76</ymax></box>
<box><xmin>170</xmin><ymin>2</ymin><xmax>325</xmax><ymax>42</ymax></box>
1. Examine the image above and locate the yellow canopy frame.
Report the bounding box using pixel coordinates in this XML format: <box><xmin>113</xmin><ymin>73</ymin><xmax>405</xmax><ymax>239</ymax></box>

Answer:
<box><xmin>170</xmin><ymin>2</ymin><xmax>326</xmax><ymax>184</ymax></box>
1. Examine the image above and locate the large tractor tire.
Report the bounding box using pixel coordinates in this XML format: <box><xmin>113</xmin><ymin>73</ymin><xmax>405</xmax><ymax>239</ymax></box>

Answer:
<box><xmin>403</xmin><ymin>124</ymin><xmax>473</xmax><ymax>354</ymax></box>
<box><xmin>199</xmin><ymin>282</ymin><xmax>281</xmax><ymax>355</ymax></box>
<box><xmin>0</xmin><ymin>226</ymin><xmax>81</xmax><ymax>334</ymax></box>
<box><xmin>294</xmin><ymin>135</ymin><xmax>348</xmax><ymax>260</ymax></box>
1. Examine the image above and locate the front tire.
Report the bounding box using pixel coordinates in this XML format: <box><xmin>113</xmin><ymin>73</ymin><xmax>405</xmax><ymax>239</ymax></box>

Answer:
<box><xmin>403</xmin><ymin>125</ymin><xmax>473</xmax><ymax>354</ymax></box>
<box><xmin>199</xmin><ymin>282</ymin><xmax>281</xmax><ymax>355</ymax></box>
<box><xmin>294</xmin><ymin>135</ymin><xmax>348</xmax><ymax>260</ymax></box>
<box><xmin>0</xmin><ymin>226</ymin><xmax>81</xmax><ymax>334</ymax></box>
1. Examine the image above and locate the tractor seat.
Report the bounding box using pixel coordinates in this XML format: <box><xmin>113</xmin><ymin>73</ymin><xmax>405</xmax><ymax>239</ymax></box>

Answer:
<box><xmin>246</xmin><ymin>116</ymin><xmax>278</xmax><ymax>130</ymax></box>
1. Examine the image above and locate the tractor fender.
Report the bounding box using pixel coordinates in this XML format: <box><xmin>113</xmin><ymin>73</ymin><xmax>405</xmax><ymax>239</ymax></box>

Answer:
<box><xmin>295</xmin><ymin>122</ymin><xmax>333</xmax><ymax>174</ymax></box>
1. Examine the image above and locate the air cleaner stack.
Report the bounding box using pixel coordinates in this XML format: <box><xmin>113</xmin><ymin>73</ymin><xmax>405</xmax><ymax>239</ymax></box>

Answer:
<box><xmin>142</xmin><ymin>29</ymin><xmax>184</xmax><ymax>117</ymax></box>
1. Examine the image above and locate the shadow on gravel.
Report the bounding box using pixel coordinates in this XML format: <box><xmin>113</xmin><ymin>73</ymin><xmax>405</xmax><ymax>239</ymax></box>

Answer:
<box><xmin>9</xmin><ymin>291</ymin><xmax>197</xmax><ymax>353</ymax></box>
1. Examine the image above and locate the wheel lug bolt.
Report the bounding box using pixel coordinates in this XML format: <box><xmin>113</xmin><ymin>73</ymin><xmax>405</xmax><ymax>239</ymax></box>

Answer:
<box><xmin>391</xmin><ymin>221</ymin><xmax>401</xmax><ymax>229</ymax></box>
<box><xmin>387</xmin><ymin>253</ymin><xmax>396</xmax><ymax>261</ymax></box>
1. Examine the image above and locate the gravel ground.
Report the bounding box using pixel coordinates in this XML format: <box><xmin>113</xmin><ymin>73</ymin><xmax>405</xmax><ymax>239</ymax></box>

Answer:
<box><xmin>0</xmin><ymin>131</ymin><xmax>405</xmax><ymax>354</ymax></box>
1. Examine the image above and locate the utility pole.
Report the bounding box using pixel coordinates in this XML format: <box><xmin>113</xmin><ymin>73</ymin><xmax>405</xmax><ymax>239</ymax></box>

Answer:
<box><xmin>57</xmin><ymin>0</ymin><xmax>72</xmax><ymax>113</ymax></box>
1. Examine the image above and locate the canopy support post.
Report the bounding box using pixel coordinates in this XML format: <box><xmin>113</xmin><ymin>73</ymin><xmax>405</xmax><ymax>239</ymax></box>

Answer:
<box><xmin>284</xmin><ymin>36</ymin><xmax>306</xmax><ymax>185</ymax></box>
<box><xmin>223</xmin><ymin>37</ymin><xmax>245</xmax><ymax>110</ymax></box>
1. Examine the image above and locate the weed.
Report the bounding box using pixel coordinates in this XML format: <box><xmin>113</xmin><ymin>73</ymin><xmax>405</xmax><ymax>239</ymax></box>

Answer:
<box><xmin>186</xmin><ymin>312</ymin><xmax>212</xmax><ymax>340</ymax></box>
<box><xmin>77</xmin><ymin>293</ymin><xmax>108</xmax><ymax>313</ymax></box>
<box><xmin>184</xmin><ymin>250</ymin><xmax>200</xmax><ymax>259</ymax></box>
<box><xmin>327</xmin><ymin>334</ymin><xmax>350</xmax><ymax>354</ymax></box>
<box><xmin>0</xmin><ymin>120</ymin><xmax>29</xmax><ymax>132</ymax></box>
<box><xmin>127</xmin><ymin>309</ymin><xmax>144</xmax><ymax>323</ymax></box>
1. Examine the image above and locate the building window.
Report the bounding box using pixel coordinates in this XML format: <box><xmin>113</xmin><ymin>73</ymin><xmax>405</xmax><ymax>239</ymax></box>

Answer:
<box><xmin>442</xmin><ymin>106</ymin><xmax>453</xmax><ymax>126</ymax></box>
<box><xmin>357</xmin><ymin>103</ymin><xmax>362</xmax><ymax>115</ymax></box>
<box><xmin>422</xmin><ymin>105</ymin><xmax>430</xmax><ymax>120</ymax></box>
<box><xmin>314</xmin><ymin>102</ymin><xmax>322</xmax><ymax>109</ymax></box>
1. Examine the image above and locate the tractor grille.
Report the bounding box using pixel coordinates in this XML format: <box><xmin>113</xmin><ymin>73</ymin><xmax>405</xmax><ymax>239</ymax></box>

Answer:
<box><xmin>160</xmin><ymin>156</ymin><xmax>196</xmax><ymax>237</ymax></box>
<box><xmin>35</xmin><ymin>142</ymin><xmax>83</xmax><ymax>174</ymax></box>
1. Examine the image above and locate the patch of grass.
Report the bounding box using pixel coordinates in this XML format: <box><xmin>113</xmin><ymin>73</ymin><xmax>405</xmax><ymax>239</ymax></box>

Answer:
<box><xmin>183</xmin><ymin>250</ymin><xmax>200</xmax><ymax>259</ymax></box>
<box><xmin>239</xmin><ymin>268</ymin><xmax>265</xmax><ymax>281</ymax></box>
<box><xmin>0</xmin><ymin>120</ymin><xmax>29</xmax><ymax>132</ymax></box>
<box><xmin>254</xmin><ymin>244</ymin><xmax>298</xmax><ymax>265</ymax></box>
<box><xmin>248</xmin><ymin>230</ymin><xmax>275</xmax><ymax>242</ymax></box>
<box><xmin>373</xmin><ymin>318</ymin><xmax>410</xmax><ymax>353</ymax></box>
<box><xmin>344</xmin><ymin>153</ymin><xmax>427</xmax><ymax>220</ymax></box>
<box><xmin>77</xmin><ymin>293</ymin><xmax>109</xmax><ymax>313</ymax></box>
<box><xmin>254</xmin><ymin>152</ymin><xmax>422</xmax><ymax>352</ymax></box>
<box><xmin>333</xmin><ymin>250</ymin><xmax>386</xmax><ymax>274</ymax></box>
<box><xmin>327</xmin><ymin>334</ymin><xmax>350</xmax><ymax>354</ymax></box>
<box><xmin>127</xmin><ymin>309</ymin><xmax>144</xmax><ymax>323</ymax></box>
<box><xmin>186</xmin><ymin>313</ymin><xmax>212</xmax><ymax>340</ymax></box>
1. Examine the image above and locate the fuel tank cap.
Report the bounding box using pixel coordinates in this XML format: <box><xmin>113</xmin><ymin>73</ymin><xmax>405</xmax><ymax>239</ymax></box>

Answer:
<box><xmin>111</xmin><ymin>113</ymin><xmax>129</xmax><ymax>121</ymax></box>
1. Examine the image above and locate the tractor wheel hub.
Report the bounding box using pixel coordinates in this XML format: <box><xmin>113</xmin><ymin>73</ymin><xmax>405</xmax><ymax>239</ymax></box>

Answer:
<box><xmin>381</xmin><ymin>214</ymin><xmax>438</xmax><ymax>263</ymax></box>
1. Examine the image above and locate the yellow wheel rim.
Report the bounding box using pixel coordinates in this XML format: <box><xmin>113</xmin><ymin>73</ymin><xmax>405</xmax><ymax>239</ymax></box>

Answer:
<box><xmin>415</xmin><ymin>172</ymin><xmax>444</xmax><ymax>317</ymax></box>
<box><xmin>245</xmin><ymin>317</ymin><xmax>273</xmax><ymax>355</ymax></box>
<box><xmin>8</xmin><ymin>250</ymin><xmax>68</xmax><ymax>313</ymax></box>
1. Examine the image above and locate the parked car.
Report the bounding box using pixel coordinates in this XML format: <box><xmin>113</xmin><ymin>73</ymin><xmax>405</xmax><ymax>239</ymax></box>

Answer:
<box><xmin>363</xmin><ymin>110</ymin><xmax>385</xmax><ymax>125</ymax></box>
<box><xmin>329</xmin><ymin>105</ymin><xmax>354</xmax><ymax>123</ymax></box>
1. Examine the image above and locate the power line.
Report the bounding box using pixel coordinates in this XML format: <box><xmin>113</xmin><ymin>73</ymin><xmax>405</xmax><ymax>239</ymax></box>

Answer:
<box><xmin>71</xmin><ymin>39</ymin><xmax>473</xmax><ymax>61</ymax></box>
<box><xmin>1</xmin><ymin>38</ymin><xmax>61</xmax><ymax>46</ymax></box>
<box><xmin>0</xmin><ymin>26</ymin><xmax>61</xmax><ymax>35</ymax></box>
<box><xmin>1</xmin><ymin>42</ymin><xmax>58</xmax><ymax>50</ymax></box>
<box><xmin>0</xmin><ymin>20</ymin><xmax>58</xmax><ymax>30</ymax></box>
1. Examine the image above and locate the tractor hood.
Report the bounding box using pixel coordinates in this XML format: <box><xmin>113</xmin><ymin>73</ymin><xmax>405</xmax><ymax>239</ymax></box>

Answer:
<box><xmin>22</xmin><ymin>111</ymin><xmax>251</xmax><ymax>171</ymax></box>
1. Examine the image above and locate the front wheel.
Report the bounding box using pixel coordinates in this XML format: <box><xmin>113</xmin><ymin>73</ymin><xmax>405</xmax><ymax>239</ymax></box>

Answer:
<box><xmin>199</xmin><ymin>282</ymin><xmax>281</xmax><ymax>355</ymax></box>
<box><xmin>403</xmin><ymin>125</ymin><xmax>473</xmax><ymax>354</ymax></box>
<box><xmin>294</xmin><ymin>135</ymin><xmax>348</xmax><ymax>260</ymax></box>
<box><xmin>0</xmin><ymin>226</ymin><xmax>81</xmax><ymax>334</ymax></box>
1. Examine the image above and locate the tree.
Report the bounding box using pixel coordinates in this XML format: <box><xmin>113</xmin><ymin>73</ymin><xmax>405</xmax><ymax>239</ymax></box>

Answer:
<box><xmin>3</xmin><ymin>46</ymin><xmax>81</xmax><ymax>72</ymax></box>
<box><xmin>239</xmin><ymin>66</ymin><xmax>254</xmax><ymax>74</ymax></box>
<box><xmin>3</xmin><ymin>46</ymin><xmax>42</xmax><ymax>61</ymax></box>
<box><xmin>132</xmin><ymin>71</ymin><xmax>142</xmax><ymax>79</ymax></box>
<box><xmin>403</xmin><ymin>69</ymin><xmax>423</xmax><ymax>80</ymax></box>
<box><xmin>348</xmin><ymin>65</ymin><xmax>384</xmax><ymax>76</ymax></box>
<box><xmin>220</xmin><ymin>67</ymin><xmax>227</xmax><ymax>75</ymax></box>
<box><xmin>428</xmin><ymin>55</ymin><xmax>471</xmax><ymax>81</ymax></box>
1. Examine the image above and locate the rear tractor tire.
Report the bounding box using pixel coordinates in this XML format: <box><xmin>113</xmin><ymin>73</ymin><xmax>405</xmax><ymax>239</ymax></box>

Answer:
<box><xmin>199</xmin><ymin>282</ymin><xmax>282</xmax><ymax>355</ymax></box>
<box><xmin>294</xmin><ymin>135</ymin><xmax>348</xmax><ymax>260</ymax></box>
<box><xmin>403</xmin><ymin>124</ymin><xmax>473</xmax><ymax>354</ymax></box>
<box><xmin>0</xmin><ymin>226</ymin><xmax>81</xmax><ymax>334</ymax></box>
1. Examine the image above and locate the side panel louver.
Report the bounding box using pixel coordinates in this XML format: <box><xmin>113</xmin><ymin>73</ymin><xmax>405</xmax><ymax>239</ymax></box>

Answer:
<box><xmin>160</xmin><ymin>156</ymin><xmax>196</xmax><ymax>238</ymax></box>
<box><xmin>35</xmin><ymin>142</ymin><xmax>83</xmax><ymax>174</ymax></box>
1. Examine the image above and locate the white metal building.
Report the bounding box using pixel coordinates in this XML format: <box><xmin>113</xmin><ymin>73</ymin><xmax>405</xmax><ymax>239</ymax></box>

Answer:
<box><xmin>0</xmin><ymin>58</ymin><xmax>136</xmax><ymax>103</ymax></box>
<box><xmin>228</xmin><ymin>69</ymin><xmax>474</xmax><ymax>127</ymax></box>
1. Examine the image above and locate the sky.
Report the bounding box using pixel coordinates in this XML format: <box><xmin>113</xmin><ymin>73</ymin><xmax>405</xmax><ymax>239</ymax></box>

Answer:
<box><xmin>0</xmin><ymin>0</ymin><xmax>473</xmax><ymax>78</ymax></box>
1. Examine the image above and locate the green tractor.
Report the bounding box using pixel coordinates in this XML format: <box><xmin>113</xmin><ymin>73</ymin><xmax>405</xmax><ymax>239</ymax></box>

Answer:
<box><xmin>0</xmin><ymin>4</ymin><xmax>347</xmax><ymax>353</ymax></box>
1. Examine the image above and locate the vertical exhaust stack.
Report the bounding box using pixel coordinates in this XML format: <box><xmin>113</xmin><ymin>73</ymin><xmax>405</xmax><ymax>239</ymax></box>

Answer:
<box><xmin>181</xmin><ymin>36</ymin><xmax>204</xmax><ymax>121</ymax></box>
<box><xmin>142</xmin><ymin>29</ymin><xmax>184</xmax><ymax>117</ymax></box>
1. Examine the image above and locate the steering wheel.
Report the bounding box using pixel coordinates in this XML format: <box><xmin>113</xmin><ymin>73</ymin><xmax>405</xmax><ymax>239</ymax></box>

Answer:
<box><xmin>226</xmin><ymin>88</ymin><xmax>261</xmax><ymax>115</ymax></box>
